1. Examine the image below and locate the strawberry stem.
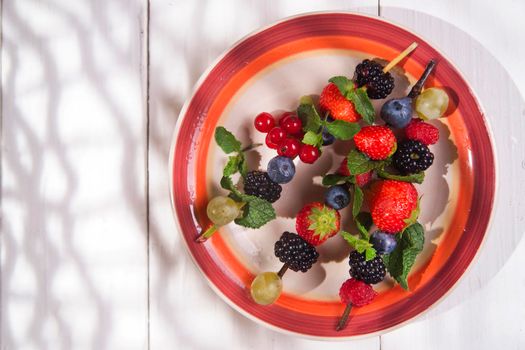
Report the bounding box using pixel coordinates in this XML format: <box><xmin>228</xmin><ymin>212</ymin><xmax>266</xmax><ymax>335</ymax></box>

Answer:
<box><xmin>383</xmin><ymin>42</ymin><xmax>418</xmax><ymax>73</ymax></box>
<box><xmin>196</xmin><ymin>224</ymin><xmax>217</xmax><ymax>243</ymax></box>
<box><xmin>277</xmin><ymin>263</ymin><xmax>289</xmax><ymax>278</ymax></box>
<box><xmin>336</xmin><ymin>304</ymin><xmax>353</xmax><ymax>331</ymax></box>
<box><xmin>407</xmin><ymin>60</ymin><xmax>436</xmax><ymax>98</ymax></box>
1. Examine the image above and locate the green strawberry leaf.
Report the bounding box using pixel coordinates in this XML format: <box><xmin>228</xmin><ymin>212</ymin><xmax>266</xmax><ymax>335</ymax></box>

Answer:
<box><xmin>404</xmin><ymin>199</ymin><xmax>420</xmax><ymax>227</ymax></box>
<box><xmin>346</xmin><ymin>88</ymin><xmax>375</xmax><ymax>125</ymax></box>
<box><xmin>215</xmin><ymin>126</ymin><xmax>242</xmax><ymax>154</ymax></box>
<box><xmin>307</xmin><ymin>205</ymin><xmax>339</xmax><ymax>239</ymax></box>
<box><xmin>346</xmin><ymin>149</ymin><xmax>386</xmax><ymax>175</ymax></box>
<box><xmin>329</xmin><ymin>76</ymin><xmax>355</xmax><ymax>96</ymax></box>
<box><xmin>377</xmin><ymin>169</ymin><xmax>425</xmax><ymax>184</ymax></box>
<box><xmin>355</xmin><ymin>212</ymin><xmax>373</xmax><ymax>240</ymax></box>
<box><xmin>297</xmin><ymin>96</ymin><xmax>322</xmax><ymax>133</ymax></box>
<box><xmin>322</xmin><ymin>174</ymin><xmax>355</xmax><ymax>186</ymax></box>
<box><xmin>352</xmin><ymin>185</ymin><xmax>364</xmax><ymax>218</ymax></box>
<box><xmin>324</xmin><ymin>120</ymin><xmax>361</xmax><ymax>140</ymax></box>
<box><xmin>302</xmin><ymin>130</ymin><xmax>323</xmax><ymax>147</ymax></box>
<box><xmin>341</xmin><ymin>231</ymin><xmax>377</xmax><ymax>261</ymax></box>
<box><xmin>223</xmin><ymin>155</ymin><xmax>242</xmax><ymax>177</ymax></box>
<box><xmin>234</xmin><ymin>194</ymin><xmax>276</xmax><ymax>229</ymax></box>
<box><xmin>382</xmin><ymin>222</ymin><xmax>425</xmax><ymax>290</ymax></box>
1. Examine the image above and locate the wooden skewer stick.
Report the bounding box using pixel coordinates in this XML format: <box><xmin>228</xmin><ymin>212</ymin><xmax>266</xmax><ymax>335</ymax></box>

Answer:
<box><xmin>382</xmin><ymin>42</ymin><xmax>418</xmax><ymax>73</ymax></box>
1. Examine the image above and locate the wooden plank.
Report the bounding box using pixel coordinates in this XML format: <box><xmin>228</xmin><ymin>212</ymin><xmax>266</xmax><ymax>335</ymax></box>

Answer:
<box><xmin>1</xmin><ymin>0</ymin><xmax>149</xmax><ymax>348</ymax></box>
<box><xmin>148</xmin><ymin>1</ymin><xmax>380</xmax><ymax>349</ymax></box>
<box><xmin>379</xmin><ymin>4</ymin><xmax>525</xmax><ymax>349</ymax></box>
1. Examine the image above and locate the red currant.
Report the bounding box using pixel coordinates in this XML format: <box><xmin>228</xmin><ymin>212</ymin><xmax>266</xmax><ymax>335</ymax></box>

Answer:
<box><xmin>265</xmin><ymin>127</ymin><xmax>286</xmax><ymax>149</ymax></box>
<box><xmin>280</xmin><ymin>114</ymin><xmax>302</xmax><ymax>135</ymax></box>
<box><xmin>299</xmin><ymin>144</ymin><xmax>320</xmax><ymax>164</ymax></box>
<box><xmin>278</xmin><ymin>112</ymin><xmax>295</xmax><ymax>125</ymax></box>
<box><xmin>277</xmin><ymin>138</ymin><xmax>301</xmax><ymax>158</ymax></box>
<box><xmin>254</xmin><ymin>112</ymin><xmax>275</xmax><ymax>133</ymax></box>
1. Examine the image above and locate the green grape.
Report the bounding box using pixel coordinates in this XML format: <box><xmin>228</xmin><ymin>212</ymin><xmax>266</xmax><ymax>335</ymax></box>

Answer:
<box><xmin>415</xmin><ymin>87</ymin><xmax>449</xmax><ymax>120</ymax></box>
<box><xmin>250</xmin><ymin>272</ymin><xmax>283</xmax><ymax>305</ymax></box>
<box><xmin>206</xmin><ymin>196</ymin><xmax>241</xmax><ymax>226</ymax></box>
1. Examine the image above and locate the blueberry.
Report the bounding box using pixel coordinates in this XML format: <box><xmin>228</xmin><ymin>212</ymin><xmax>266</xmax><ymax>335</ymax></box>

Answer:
<box><xmin>326</xmin><ymin>116</ymin><xmax>335</xmax><ymax>123</ymax></box>
<box><xmin>267</xmin><ymin>156</ymin><xmax>295</xmax><ymax>184</ymax></box>
<box><xmin>321</xmin><ymin>128</ymin><xmax>335</xmax><ymax>145</ymax></box>
<box><xmin>324</xmin><ymin>185</ymin><xmax>350</xmax><ymax>210</ymax></box>
<box><xmin>370</xmin><ymin>231</ymin><xmax>397</xmax><ymax>254</ymax></box>
<box><xmin>380</xmin><ymin>97</ymin><xmax>413</xmax><ymax>129</ymax></box>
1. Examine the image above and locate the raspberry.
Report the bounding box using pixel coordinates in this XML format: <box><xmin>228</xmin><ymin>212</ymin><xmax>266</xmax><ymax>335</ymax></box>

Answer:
<box><xmin>274</xmin><ymin>232</ymin><xmax>319</xmax><ymax>272</ymax></box>
<box><xmin>355</xmin><ymin>59</ymin><xmax>395</xmax><ymax>99</ymax></box>
<box><xmin>405</xmin><ymin>119</ymin><xmax>440</xmax><ymax>145</ymax></box>
<box><xmin>348</xmin><ymin>251</ymin><xmax>386</xmax><ymax>284</ymax></box>
<box><xmin>393</xmin><ymin>140</ymin><xmax>434</xmax><ymax>174</ymax></box>
<box><xmin>243</xmin><ymin>171</ymin><xmax>282</xmax><ymax>203</ymax></box>
<box><xmin>339</xmin><ymin>278</ymin><xmax>377</xmax><ymax>306</ymax></box>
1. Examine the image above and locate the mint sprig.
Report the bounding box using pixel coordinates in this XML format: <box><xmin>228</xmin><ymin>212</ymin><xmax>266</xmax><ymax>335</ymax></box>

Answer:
<box><xmin>234</xmin><ymin>194</ymin><xmax>276</xmax><ymax>228</ymax></box>
<box><xmin>322</xmin><ymin>174</ymin><xmax>355</xmax><ymax>186</ymax></box>
<box><xmin>382</xmin><ymin>222</ymin><xmax>425</xmax><ymax>290</ymax></box>
<box><xmin>355</xmin><ymin>212</ymin><xmax>373</xmax><ymax>240</ymax></box>
<box><xmin>377</xmin><ymin>169</ymin><xmax>425</xmax><ymax>184</ymax></box>
<box><xmin>346</xmin><ymin>149</ymin><xmax>388</xmax><ymax>175</ymax></box>
<box><xmin>215</xmin><ymin>126</ymin><xmax>242</xmax><ymax>154</ymax></box>
<box><xmin>341</xmin><ymin>231</ymin><xmax>377</xmax><ymax>261</ymax></box>
<box><xmin>352</xmin><ymin>185</ymin><xmax>363</xmax><ymax>218</ymax></box>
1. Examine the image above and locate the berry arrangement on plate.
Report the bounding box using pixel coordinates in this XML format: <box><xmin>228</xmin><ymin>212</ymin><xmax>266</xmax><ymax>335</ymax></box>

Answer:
<box><xmin>197</xmin><ymin>42</ymin><xmax>450</xmax><ymax>331</ymax></box>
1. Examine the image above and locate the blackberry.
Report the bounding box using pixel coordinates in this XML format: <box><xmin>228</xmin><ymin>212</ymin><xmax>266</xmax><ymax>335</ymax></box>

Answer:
<box><xmin>354</xmin><ymin>59</ymin><xmax>395</xmax><ymax>99</ymax></box>
<box><xmin>274</xmin><ymin>231</ymin><xmax>319</xmax><ymax>272</ymax></box>
<box><xmin>244</xmin><ymin>171</ymin><xmax>282</xmax><ymax>203</ymax></box>
<box><xmin>393</xmin><ymin>140</ymin><xmax>434</xmax><ymax>174</ymax></box>
<box><xmin>348</xmin><ymin>251</ymin><xmax>386</xmax><ymax>284</ymax></box>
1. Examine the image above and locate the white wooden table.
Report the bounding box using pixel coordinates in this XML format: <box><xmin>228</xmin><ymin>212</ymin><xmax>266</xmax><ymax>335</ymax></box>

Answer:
<box><xmin>3</xmin><ymin>1</ymin><xmax>525</xmax><ymax>349</ymax></box>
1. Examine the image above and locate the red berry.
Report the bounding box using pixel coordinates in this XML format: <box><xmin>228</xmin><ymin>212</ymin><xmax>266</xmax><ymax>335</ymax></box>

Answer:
<box><xmin>278</xmin><ymin>112</ymin><xmax>295</xmax><ymax>125</ymax></box>
<box><xmin>280</xmin><ymin>114</ymin><xmax>303</xmax><ymax>135</ymax></box>
<box><xmin>296</xmin><ymin>202</ymin><xmax>341</xmax><ymax>246</ymax></box>
<box><xmin>355</xmin><ymin>171</ymin><xmax>373</xmax><ymax>187</ymax></box>
<box><xmin>339</xmin><ymin>278</ymin><xmax>376</xmax><ymax>307</ymax></box>
<box><xmin>405</xmin><ymin>118</ymin><xmax>439</xmax><ymax>145</ymax></box>
<box><xmin>277</xmin><ymin>138</ymin><xmax>301</xmax><ymax>158</ymax></box>
<box><xmin>337</xmin><ymin>157</ymin><xmax>351</xmax><ymax>176</ymax></box>
<box><xmin>299</xmin><ymin>144</ymin><xmax>320</xmax><ymax>164</ymax></box>
<box><xmin>265</xmin><ymin>127</ymin><xmax>286</xmax><ymax>149</ymax></box>
<box><xmin>254</xmin><ymin>112</ymin><xmax>275</xmax><ymax>133</ymax></box>
<box><xmin>354</xmin><ymin>126</ymin><xmax>396</xmax><ymax>160</ymax></box>
<box><xmin>319</xmin><ymin>83</ymin><xmax>360</xmax><ymax>122</ymax></box>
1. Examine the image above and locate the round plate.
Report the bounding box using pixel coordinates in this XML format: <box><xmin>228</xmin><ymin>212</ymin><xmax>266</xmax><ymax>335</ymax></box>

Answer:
<box><xmin>170</xmin><ymin>12</ymin><xmax>495</xmax><ymax>339</ymax></box>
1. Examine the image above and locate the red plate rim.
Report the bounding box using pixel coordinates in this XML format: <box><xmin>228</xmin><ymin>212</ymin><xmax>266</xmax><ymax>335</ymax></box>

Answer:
<box><xmin>169</xmin><ymin>12</ymin><xmax>496</xmax><ymax>339</ymax></box>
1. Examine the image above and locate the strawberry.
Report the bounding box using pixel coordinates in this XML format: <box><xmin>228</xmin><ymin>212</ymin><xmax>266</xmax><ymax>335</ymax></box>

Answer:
<box><xmin>368</xmin><ymin>180</ymin><xmax>419</xmax><ymax>233</ymax></box>
<box><xmin>337</xmin><ymin>157</ymin><xmax>372</xmax><ymax>187</ymax></box>
<box><xmin>405</xmin><ymin>118</ymin><xmax>439</xmax><ymax>145</ymax></box>
<box><xmin>319</xmin><ymin>83</ymin><xmax>360</xmax><ymax>123</ymax></box>
<box><xmin>296</xmin><ymin>202</ymin><xmax>341</xmax><ymax>246</ymax></box>
<box><xmin>354</xmin><ymin>125</ymin><xmax>396</xmax><ymax>160</ymax></box>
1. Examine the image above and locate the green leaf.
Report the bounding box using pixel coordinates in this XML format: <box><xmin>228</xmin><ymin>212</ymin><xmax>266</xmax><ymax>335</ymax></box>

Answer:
<box><xmin>297</xmin><ymin>98</ymin><xmax>322</xmax><ymax>133</ymax></box>
<box><xmin>346</xmin><ymin>149</ymin><xmax>385</xmax><ymax>175</ymax></box>
<box><xmin>340</xmin><ymin>231</ymin><xmax>377</xmax><ymax>261</ymax></box>
<box><xmin>329</xmin><ymin>76</ymin><xmax>355</xmax><ymax>96</ymax></box>
<box><xmin>223</xmin><ymin>155</ymin><xmax>241</xmax><ymax>177</ymax></box>
<box><xmin>382</xmin><ymin>222</ymin><xmax>425</xmax><ymax>290</ymax></box>
<box><xmin>220</xmin><ymin>176</ymin><xmax>241</xmax><ymax>197</ymax></box>
<box><xmin>346</xmin><ymin>88</ymin><xmax>376</xmax><ymax>125</ymax></box>
<box><xmin>234</xmin><ymin>195</ymin><xmax>276</xmax><ymax>229</ymax></box>
<box><xmin>352</xmin><ymin>185</ymin><xmax>363</xmax><ymax>218</ymax></box>
<box><xmin>215</xmin><ymin>126</ymin><xmax>242</xmax><ymax>154</ymax></box>
<box><xmin>324</xmin><ymin>120</ymin><xmax>361</xmax><ymax>140</ymax></box>
<box><xmin>355</xmin><ymin>212</ymin><xmax>373</xmax><ymax>240</ymax></box>
<box><xmin>238</xmin><ymin>155</ymin><xmax>248</xmax><ymax>178</ymax></box>
<box><xmin>322</xmin><ymin>174</ymin><xmax>354</xmax><ymax>186</ymax></box>
<box><xmin>377</xmin><ymin>169</ymin><xmax>425</xmax><ymax>184</ymax></box>
<box><xmin>302</xmin><ymin>131</ymin><xmax>322</xmax><ymax>147</ymax></box>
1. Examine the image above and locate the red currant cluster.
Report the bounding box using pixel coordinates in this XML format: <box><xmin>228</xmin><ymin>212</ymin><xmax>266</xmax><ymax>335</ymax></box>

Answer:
<box><xmin>254</xmin><ymin>112</ymin><xmax>320</xmax><ymax>164</ymax></box>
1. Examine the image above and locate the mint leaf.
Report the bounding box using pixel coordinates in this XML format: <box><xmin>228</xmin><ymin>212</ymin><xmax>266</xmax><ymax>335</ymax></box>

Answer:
<box><xmin>302</xmin><ymin>131</ymin><xmax>322</xmax><ymax>147</ymax></box>
<box><xmin>223</xmin><ymin>155</ymin><xmax>241</xmax><ymax>177</ymax></box>
<box><xmin>324</xmin><ymin>120</ymin><xmax>361</xmax><ymax>140</ymax></box>
<box><xmin>322</xmin><ymin>174</ymin><xmax>354</xmax><ymax>186</ymax></box>
<box><xmin>238</xmin><ymin>155</ymin><xmax>248</xmax><ymax>178</ymax></box>
<box><xmin>215</xmin><ymin>127</ymin><xmax>242</xmax><ymax>154</ymax></box>
<box><xmin>234</xmin><ymin>194</ymin><xmax>276</xmax><ymax>229</ymax></box>
<box><xmin>220</xmin><ymin>176</ymin><xmax>242</xmax><ymax>197</ymax></box>
<box><xmin>377</xmin><ymin>169</ymin><xmax>425</xmax><ymax>184</ymax></box>
<box><xmin>355</xmin><ymin>212</ymin><xmax>373</xmax><ymax>240</ymax></box>
<box><xmin>346</xmin><ymin>88</ymin><xmax>375</xmax><ymax>125</ymax></box>
<box><xmin>329</xmin><ymin>76</ymin><xmax>354</xmax><ymax>95</ymax></box>
<box><xmin>347</xmin><ymin>149</ymin><xmax>385</xmax><ymax>175</ymax></box>
<box><xmin>341</xmin><ymin>231</ymin><xmax>377</xmax><ymax>261</ymax></box>
<box><xmin>382</xmin><ymin>222</ymin><xmax>425</xmax><ymax>290</ymax></box>
<box><xmin>297</xmin><ymin>97</ymin><xmax>322</xmax><ymax>133</ymax></box>
<box><xmin>352</xmin><ymin>185</ymin><xmax>363</xmax><ymax>218</ymax></box>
